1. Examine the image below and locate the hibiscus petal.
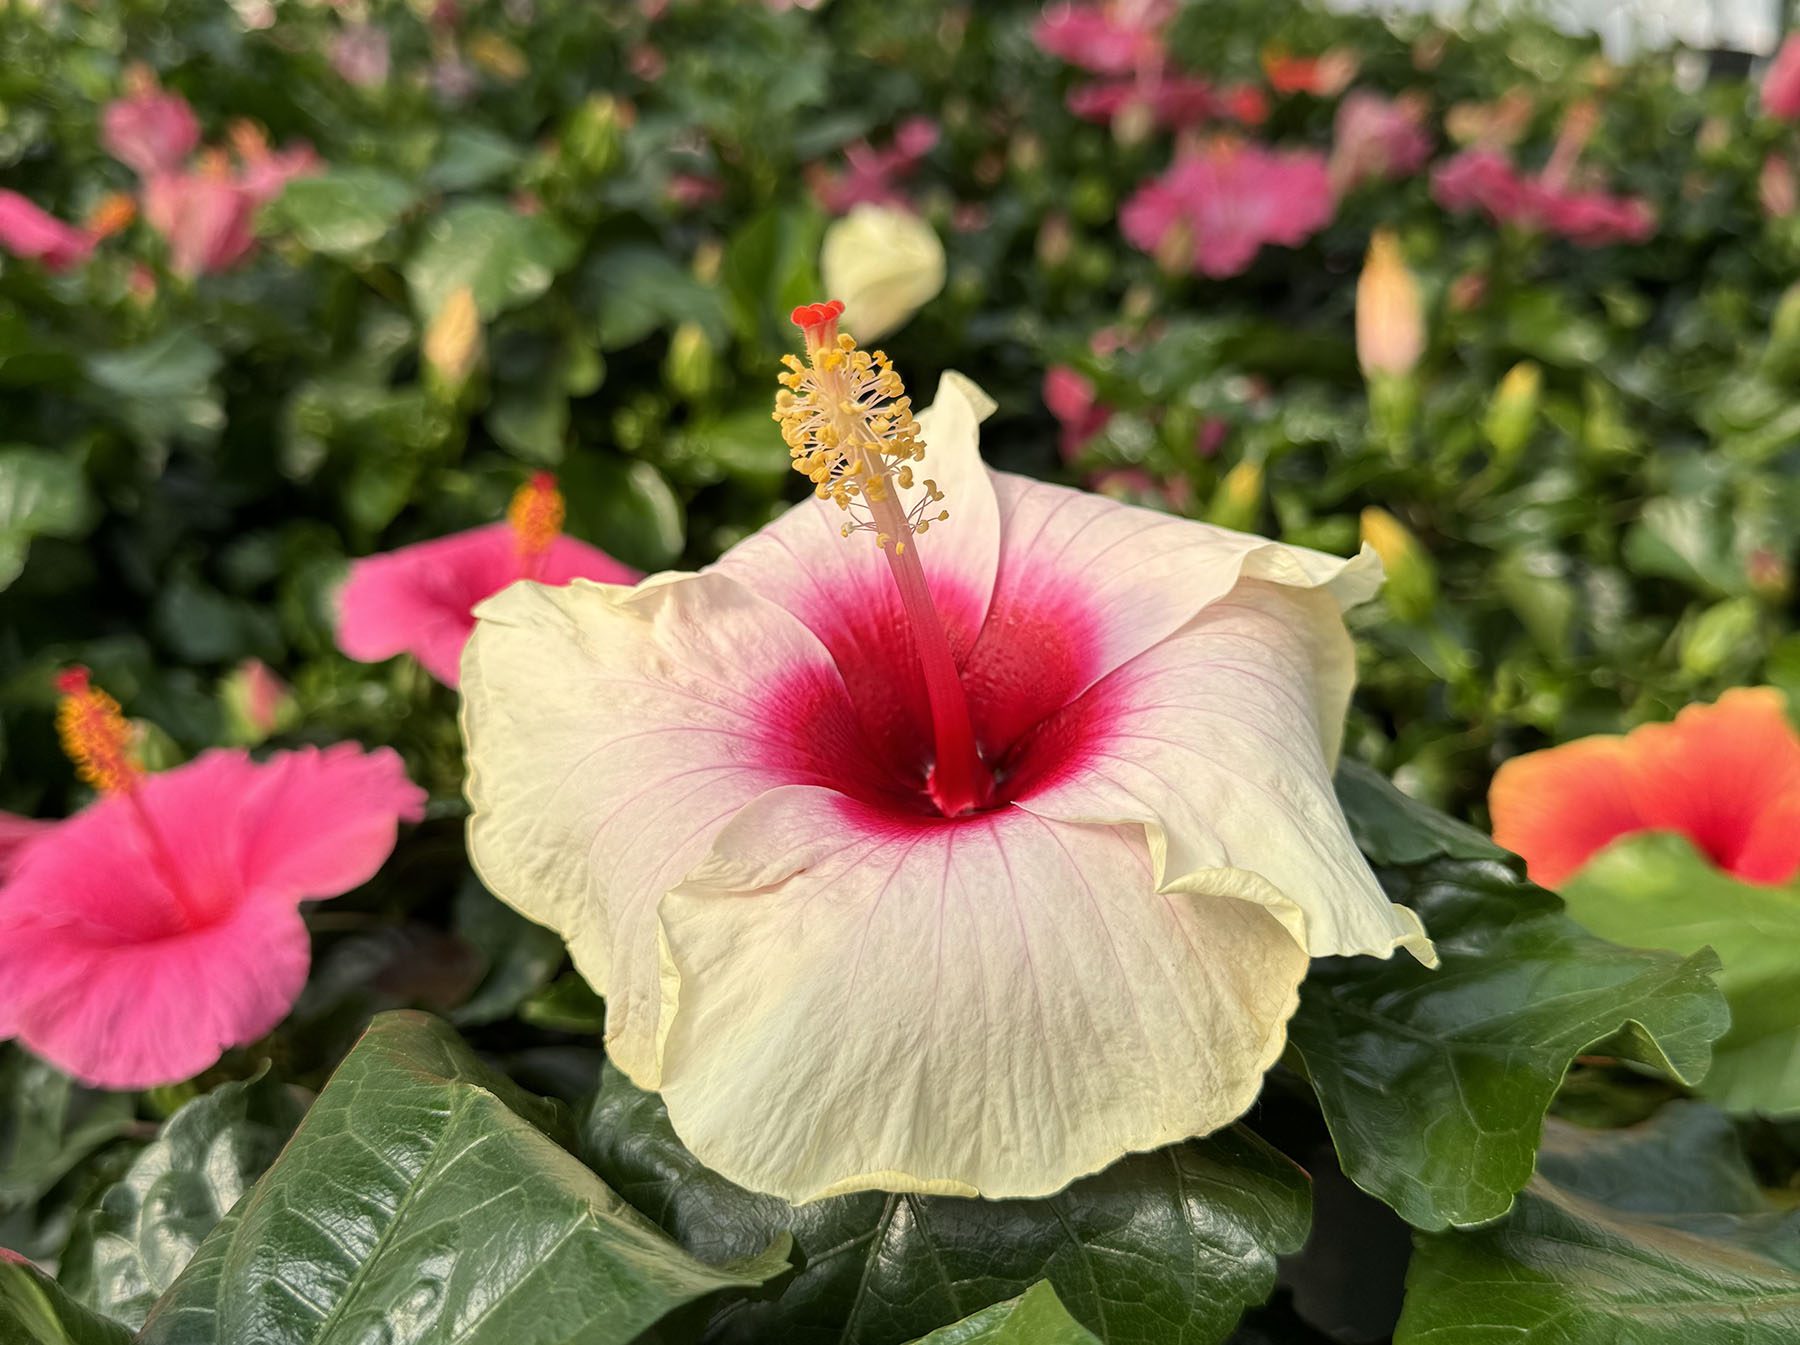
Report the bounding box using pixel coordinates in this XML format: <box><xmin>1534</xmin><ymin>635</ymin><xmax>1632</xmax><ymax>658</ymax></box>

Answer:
<box><xmin>1013</xmin><ymin>578</ymin><xmax>1432</xmax><ymax>964</ymax></box>
<box><xmin>710</xmin><ymin>374</ymin><xmax>1001</xmax><ymax>778</ymax></box>
<box><xmin>964</xmin><ymin>474</ymin><xmax>1382</xmax><ymax>765</ymax></box>
<box><xmin>461</xmin><ymin>572</ymin><xmax>872</xmax><ymax>1086</ymax></box>
<box><xmin>656</xmin><ymin>787</ymin><xmax>1308</xmax><ymax>1201</ymax></box>
<box><xmin>0</xmin><ymin>893</ymin><xmax>310</xmax><ymax>1090</ymax></box>
<box><xmin>1489</xmin><ymin>737</ymin><xmax>1644</xmax><ymax>888</ymax></box>
<box><xmin>337</xmin><ymin>525</ymin><xmax>521</xmax><ymax>686</ymax></box>
<box><xmin>1617</xmin><ymin>687</ymin><xmax>1800</xmax><ymax>885</ymax></box>
<box><xmin>230</xmin><ymin>745</ymin><xmax>426</xmax><ymax>901</ymax></box>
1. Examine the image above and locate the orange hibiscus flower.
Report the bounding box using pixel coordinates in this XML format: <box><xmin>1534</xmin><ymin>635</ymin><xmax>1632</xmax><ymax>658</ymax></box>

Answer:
<box><xmin>1490</xmin><ymin>688</ymin><xmax>1800</xmax><ymax>889</ymax></box>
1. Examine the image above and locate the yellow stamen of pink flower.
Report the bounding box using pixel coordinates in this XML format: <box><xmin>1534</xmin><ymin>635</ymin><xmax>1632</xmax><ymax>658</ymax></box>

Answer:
<box><xmin>55</xmin><ymin>667</ymin><xmax>142</xmax><ymax>795</ymax></box>
<box><xmin>508</xmin><ymin>472</ymin><xmax>565</xmax><ymax>566</ymax></box>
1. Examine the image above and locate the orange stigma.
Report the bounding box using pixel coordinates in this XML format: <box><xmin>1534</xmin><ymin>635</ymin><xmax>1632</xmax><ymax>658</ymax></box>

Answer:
<box><xmin>507</xmin><ymin>472</ymin><xmax>565</xmax><ymax>567</ymax></box>
<box><xmin>55</xmin><ymin>667</ymin><xmax>143</xmax><ymax>794</ymax></box>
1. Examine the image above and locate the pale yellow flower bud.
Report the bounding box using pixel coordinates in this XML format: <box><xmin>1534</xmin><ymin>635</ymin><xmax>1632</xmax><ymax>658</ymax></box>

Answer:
<box><xmin>1356</xmin><ymin>230</ymin><xmax>1424</xmax><ymax>380</ymax></box>
<box><xmin>423</xmin><ymin>285</ymin><xmax>483</xmax><ymax>394</ymax></box>
<box><xmin>821</xmin><ymin>205</ymin><xmax>946</xmax><ymax>344</ymax></box>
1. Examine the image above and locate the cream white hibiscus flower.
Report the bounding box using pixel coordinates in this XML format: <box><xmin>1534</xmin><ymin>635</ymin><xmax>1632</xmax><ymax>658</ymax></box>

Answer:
<box><xmin>461</xmin><ymin>299</ymin><xmax>1433</xmax><ymax>1203</ymax></box>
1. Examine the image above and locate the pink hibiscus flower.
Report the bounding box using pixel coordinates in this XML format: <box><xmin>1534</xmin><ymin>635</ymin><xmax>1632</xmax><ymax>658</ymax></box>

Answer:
<box><xmin>101</xmin><ymin>85</ymin><xmax>201</xmax><ymax>179</ymax></box>
<box><xmin>1033</xmin><ymin>0</ymin><xmax>1172</xmax><ymax>75</ymax></box>
<box><xmin>1330</xmin><ymin>90</ymin><xmax>1432</xmax><ymax>193</ymax></box>
<box><xmin>1121</xmin><ymin>139</ymin><xmax>1335</xmax><ymax>278</ymax></box>
<box><xmin>1044</xmin><ymin>363</ymin><xmax>1113</xmax><ymax>461</ymax></box>
<box><xmin>0</xmin><ymin>669</ymin><xmax>424</xmax><ymax>1089</ymax></box>
<box><xmin>336</xmin><ymin>472</ymin><xmax>641</xmax><ymax>688</ymax></box>
<box><xmin>808</xmin><ymin>118</ymin><xmax>939</xmax><ymax>215</ymax></box>
<box><xmin>1067</xmin><ymin>74</ymin><xmax>1262</xmax><ymax>132</ymax></box>
<box><xmin>460</xmin><ymin>302</ymin><xmax>1432</xmax><ymax>1201</ymax></box>
<box><xmin>0</xmin><ymin>191</ymin><xmax>98</xmax><ymax>272</ymax></box>
<box><xmin>0</xmin><ymin>811</ymin><xmax>56</xmax><ymax>882</ymax></box>
<box><xmin>1764</xmin><ymin>35</ymin><xmax>1800</xmax><ymax>120</ymax></box>
<box><xmin>1432</xmin><ymin>149</ymin><xmax>1653</xmax><ymax>246</ymax></box>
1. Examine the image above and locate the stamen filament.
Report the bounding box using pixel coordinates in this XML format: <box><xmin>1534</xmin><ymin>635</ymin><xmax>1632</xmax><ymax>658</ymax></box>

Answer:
<box><xmin>55</xmin><ymin>667</ymin><xmax>207</xmax><ymax>928</ymax></box>
<box><xmin>777</xmin><ymin>302</ymin><xmax>991</xmax><ymax>816</ymax></box>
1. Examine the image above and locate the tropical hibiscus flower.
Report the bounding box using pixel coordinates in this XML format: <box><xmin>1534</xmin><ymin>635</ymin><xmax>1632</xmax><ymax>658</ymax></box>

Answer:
<box><xmin>460</xmin><ymin>300</ymin><xmax>1432</xmax><ymax>1202</ymax></box>
<box><xmin>1490</xmin><ymin>688</ymin><xmax>1800</xmax><ymax>889</ymax></box>
<box><xmin>336</xmin><ymin>472</ymin><xmax>639</xmax><ymax>688</ymax></box>
<box><xmin>0</xmin><ymin>669</ymin><xmax>425</xmax><ymax>1088</ymax></box>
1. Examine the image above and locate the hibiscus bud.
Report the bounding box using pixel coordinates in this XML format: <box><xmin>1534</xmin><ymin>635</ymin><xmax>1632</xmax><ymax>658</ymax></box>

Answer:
<box><xmin>1482</xmin><ymin>361</ymin><xmax>1541</xmax><ymax>474</ymax></box>
<box><xmin>664</xmin><ymin>320</ymin><xmax>716</xmax><ymax>401</ymax></box>
<box><xmin>1761</xmin><ymin>154</ymin><xmax>1797</xmax><ymax>219</ymax></box>
<box><xmin>1207</xmin><ymin>460</ymin><xmax>1262</xmax><ymax>533</ymax></box>
<box><xmin>221</xmin><ymin>658</ymin><xmax>299</xmax><ymax>745</ymax></box>
<box><xmin>1360</xmin><ymin>506</ymin><xmax>1436</xmax><ymax>621</ymax></box>
<box><xmin>1356</xmin><ymin>230</ymin><xmax>1424</xmax><ymax>379</ymax></box>
<box><xmin>1036</xmin><ymin>213</ymin><xmax>1074</xmax><ymax>270</ymax></box>
<box><xmin>820</xmin><ymin>204</ymin><xmax>946</xmax><ymax>343</ymax></box>
<box><xmin>423</xmin><ymin>285</ymin><xmax>483</xmax><ymax>396</ymax></box>
<box><xmin>1679</xmin><ymin>597</ymin><xmax>1759</xmax><ymax>678</ymax></box>
<box><xmin>566</xmin><ymin>93</ymin><xmax>627</xmax><ymax>178</ymax></box>
<box><xmin>466</xmin><ymin>30</ymin><xmax>528</xmax><ymax>82</ymax></box>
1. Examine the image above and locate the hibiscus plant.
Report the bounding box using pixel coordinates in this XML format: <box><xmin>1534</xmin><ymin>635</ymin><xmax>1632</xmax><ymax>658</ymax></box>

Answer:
<box><xmin>2</xmin><ymin>2</ymin><xmax>1799</xmax><ymax>1344</ymax></box>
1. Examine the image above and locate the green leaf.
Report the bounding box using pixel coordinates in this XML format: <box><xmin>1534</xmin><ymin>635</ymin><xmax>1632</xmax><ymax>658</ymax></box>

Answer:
<box><xmin>407</xmin><ymin>200</ymin><xmax>579</xmax><ymax>322</ymax></box>
<box><xmin>0</xmin><ymin>1051</ymin><xmax>137</xmax><ymax>1213</ymax></box>
<box><xmin>135</xmin><ymin>1013</ymin><xmax>785</xmax><ymax>1345</ymax></box>
<box><xmin>57</xmin><ymin>1069</ymin><xmax>305</xmax><ymax>1330</ymax></box>
<box><xmin>1397</xmin><ymin>1106</ymin><xmax>1800</xmax><ymax>1343</ymax></box>
<box><xmin>447</xmin><ymin>884</ymin><xmax>567</xmax><ymax>1029</ymax></box>
<box><xmin>83</xmin><ymin>329</ymin><xmax>224</xmax><ymax>448</ymax></box>
<box><xmin>582</xmin><ymin>1065</ymin><xmax>1309</xmax><ymax>1345</ymax></box>
<box><xmin>426</xmin><ymin>127</ymin><xmax>523</xmax><ymax>193</ymax></box>
<box><xmin>585</xmin><ymin>244</ymin><xmax>727</xmax><ymax>351</ymax></box>
<box><xmin>1291</xmin><ymin>850</ymin><xmax>1728</xmax><ymax>1231</ymax></box>
<box><xmin>270</xmin><ymin>168</ymin><xmax>417</xmax><ymax>256</ymax></box>
<box><xmin>0</xmin><ymin>446</ymin><xmax>94</xmax><ymax>590</ymax></box>
<box><xmin>1334</xmin><ymin>760</ymin><xmax>1510</xmax><ymax>868</ymax></box>
<box><xmin>560</xmin><ymin>454</ymin><xmax>685</xmax><ymax>570</ymax></box>
<box><xmin>0</xmin><ymin>1257</ymin><xmax>130</xmax><ymax>1345</ymax></box>
<box><xmin>1563</xmin><ymin>833</ymin><xmax>1800</xmax><ymax>1115</ymax></box>
<box><xmin>906</xmin><ymin>1283</ymin><xmax>1100</xmax><ymax>1345</ymax></box>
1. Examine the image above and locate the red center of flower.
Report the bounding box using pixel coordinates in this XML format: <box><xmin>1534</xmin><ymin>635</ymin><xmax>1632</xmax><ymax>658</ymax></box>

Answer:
<box><xmin>774</xmin><ymin>301</ymin><xmax>993</xmax><ymax>816</ymax></box>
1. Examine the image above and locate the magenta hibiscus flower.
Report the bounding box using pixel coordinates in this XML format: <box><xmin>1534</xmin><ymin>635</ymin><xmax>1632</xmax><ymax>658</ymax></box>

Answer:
<box><xmin>0</xmin><ymin>670</ymin><xmax>425</xmax><ymax>1089</ymax></box>
<box><xmin>336</xmin><ymin>472</ymin><xmax>640</xmax><ymax>688</ymax></box>
<box><xmin>1121</xmin><ymin>138</ymin><xmax>1335</xmax><ymax>278</ymax></box>
<box><xmin>460</xmin><ymin>302</ymin><xmax>1432</xmax><ymax>1202</ymax></box>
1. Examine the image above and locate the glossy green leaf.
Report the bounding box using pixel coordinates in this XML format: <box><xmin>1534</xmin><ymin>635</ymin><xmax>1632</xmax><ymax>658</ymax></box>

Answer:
<box><xmin>1334</xmin><ymin>760</ymin><xmax>1509</xmax><ymax>868</ymax></box>
<box><xmin>406</xmin><ymin>200</ymin><xmax>579</xmax><ymax>321</ymax></box>
<box><xmin>906</xmin><ymin>1283</ymin><xmax>1100</xmax><ymax>1344</ymax></box>
<box><xmin>0</xmin><ymin>446</ymin><xmax>93</xmax><ymax>590</ymax></box>
<box><xmin>58</xmin><ymin>1069</ymin><xmax>305</xmax><ymax>1330</ymax></box>
<box><xmin>582</xmin><ymin>1066</ymin><xmax>1309</xmax><ymax>1345</ymax></box>
<box><xmin>1397</xmin><ymin>1105</ymin><xmax>1800</xmax><ymax>1343</ymax></box>
<box><xmin>136</xmin><ymin>1013</ymin><xmax>788</xmax><ymax>1345</ymax></box>
<box><xmin>83</xmin><ymin>329</ymin><xmax>224</xmax><ymax>448</ymax></box>
<box><xmin>586</xmin><ymin>244</ymin><xmax>728</xmax><ymax>350</ymax></box>
<box><xmin>1294</xmin><ymin>772</ymin><xmax>1730</xmax><ymax>1231</ymax></box>
<box><xmin>0</xmin><ymin>1051</ymin><xmax>137</xmax><ymax>1212</ymax></box>
<box><xmin>560</xmin><ymin>454</ymin><xmax>685</xmax><ymax>570</ymax></box>
<box><xmin>1563</xmin><ymin>833</ymin><xmax>1800</xmax><ymax>1115</ymax></box>
<box><xmin>270</xmin><ymin>169</ymin><xmax>417</xmax><ymax>256</ymax></box>
<box><xmin>0</xmin><ymin>1257</ymin><xmax>130</xmax><ymax>1345</ymax></box>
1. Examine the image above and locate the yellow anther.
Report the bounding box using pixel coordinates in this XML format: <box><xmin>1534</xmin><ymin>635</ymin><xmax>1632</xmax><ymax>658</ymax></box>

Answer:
<box><xmin>55</xmin><ymin>667</ymin><xmax>143</xmax><ymax>795</ymax></box>
<box><xmin>507</xmin><ymin>472</ymin><xmax>564</xmax><ymax>560</ymax></box>
<box><xmin>775</xmin><ymin>301</ymin><xmax>949</xmax><ymax>548</ymax></box>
